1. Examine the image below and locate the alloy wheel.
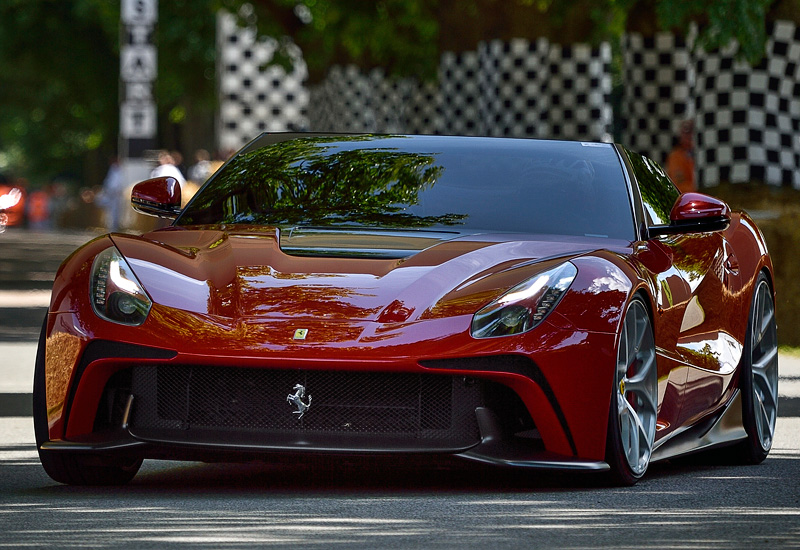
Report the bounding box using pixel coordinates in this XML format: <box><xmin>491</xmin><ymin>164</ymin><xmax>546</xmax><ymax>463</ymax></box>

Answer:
<box><xmin>749</xmin><ymin>279</ymin><xmax>779</xmax><ymax>452</ymax></box>
<box><xmin>614</xmin><ymin>299</ymin><xmax>658</xmax><ymax>477</ymax></box>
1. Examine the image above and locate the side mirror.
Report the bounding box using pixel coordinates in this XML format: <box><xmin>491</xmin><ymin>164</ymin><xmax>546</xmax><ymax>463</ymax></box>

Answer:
<box><xmin>131</xmin><ymin>176</ymin><xmax>182</xmax><ymax>219</ymax></box>
<box><xmin>649</xmin><ymin>193</ymin><xmax>731</xmax><ymax>237</ymax></box>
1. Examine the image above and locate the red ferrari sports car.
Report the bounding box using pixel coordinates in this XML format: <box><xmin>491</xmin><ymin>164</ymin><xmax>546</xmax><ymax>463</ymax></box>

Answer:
<box><xmin>34</xmin><ymin>134</ymin><xmax>778</xmax><ymax>486</ymax></box>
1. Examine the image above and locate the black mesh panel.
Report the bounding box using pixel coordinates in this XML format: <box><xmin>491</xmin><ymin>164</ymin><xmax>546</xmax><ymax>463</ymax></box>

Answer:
<box><xmin>129</xmin><ymin>365</ymin><xmax>483</xmax><ymax>451</ymax></box>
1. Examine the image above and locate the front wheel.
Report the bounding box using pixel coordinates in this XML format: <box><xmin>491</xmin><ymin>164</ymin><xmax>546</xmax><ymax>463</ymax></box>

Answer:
<box><xmin>736</xmin><ymin>273</ymin><xmax>778</xmax><ymax>464</ymax></box>
<box><xmin>605</xmin><ymin>297</ymin><xmax>658</xmax><ymax>486</ymax></box>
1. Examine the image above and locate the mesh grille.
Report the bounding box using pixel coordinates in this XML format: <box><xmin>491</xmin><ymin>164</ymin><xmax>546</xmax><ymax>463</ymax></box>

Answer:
<box><xmin>129</xmin><ymin>365</ymin><xmax>483</xmax><ymax>450</ymax></box>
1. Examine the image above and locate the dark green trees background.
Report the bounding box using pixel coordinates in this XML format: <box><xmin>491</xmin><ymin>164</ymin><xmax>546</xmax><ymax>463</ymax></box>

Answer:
<box><xmin>0</xmin><ymin>0</ymin><xmax>794</xmax><ymax>186</ymax></box>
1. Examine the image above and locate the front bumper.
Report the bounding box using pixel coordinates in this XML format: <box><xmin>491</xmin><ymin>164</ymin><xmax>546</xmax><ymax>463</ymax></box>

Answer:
<box><xmin>45</xmin><ymin>306</ymin><xmax>618</xmax><ymax>465</ymax></box>
<box><xmin>41</xmin><ymin>404</ymin><xmax>610</xmax><ymax>473</ymax></box>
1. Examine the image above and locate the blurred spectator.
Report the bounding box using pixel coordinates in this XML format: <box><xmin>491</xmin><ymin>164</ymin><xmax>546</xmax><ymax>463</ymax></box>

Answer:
<box><xmin>208</xmin><ymin>148</ymin><xmax>235</xmax><ymax>175</ymax></box>
<box><xmin>666</xmin><ymin>120</ymin><xmax>697</xmax><ymax>194</ymax></box>
<box><xmin>0</xmin><ymin>174</ymin><xmax>22</xmax><ymax>232</ymax></box>
<box><xmin>0</xmin><ymin>187</ymin><xmax>21</xmax><ymax>211</ymax></box>
<box><xmin>49</xmin><ymin>180</ymin><xmax>71</xmax><ymax>228</ymax></box>
<box><xmin>188</xmin><ymin>148</ymin><xmax>212</xmax><ymax>183</ymax></box>
<box><xmin>27</xmin><ymin>185</ymin><xmax>52</xmax><ymax>230</ymax></box>
<box><xmin>77</xmin><ymin>186</ymin><xmax>103</xmax><ymax>229</ymax></box>
<box><xmin>170</xmin><ymin>150</ymin><xmax>187</xmax><ymax>179</ymax></box>
<box><xmin>95</xmin><ymin>157</ymin><xmax>126</xmax><ymax>231</ymax></box>
<box><xmin>150</xmin><ymin>150</ymin><xmax>187</xmax><ymax>187</ymax></box>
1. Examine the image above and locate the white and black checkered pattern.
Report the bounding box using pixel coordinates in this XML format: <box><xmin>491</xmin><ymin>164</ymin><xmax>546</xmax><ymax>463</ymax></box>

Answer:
<box><xmin>695</xmin><ymin>20</ymin><xmax>800</xmax><ymax>187</ymax></box>
<box><xmin>623</xmin><ymin>21</ymin><xmax>800</xmax><ymax>188</ymax></box>
<box><xmin>306</xmin><ymin>66</ymin><xmax>440</xmax><ymax>134</ymax></box>
<box><xmin>306</xmin><ymin>65</ymin><xmax>375</xmax><ymax>132</ymax></box>
<box><xmin>218</xmin><ymin>21</ymin><xmax>614</xmax><ymax>144</ymax></box>
<box><xmin>217</xmin><ymin>12</ymin><xmax>309</xmax><ymax>151</ymax></box>
<box><xmin>439</xmin><ymin>39</ymin><xmax>613</xmax><ymax>140</ymax></box>
<box><xmin>541</xmin><ymin>42</ymin><xmax>613</xmax><ymax>141</ymax></box>
<box><xmin>439</xmin><ymin>50</ymin><xmax>483</xmax><ymax>135</ymax></box>
<box><xmin>476</xmin><ymin>39</ymin><xmax>549</xmax><ymax>137</ymax></box>
<box><xmin>217</xmin><ymin>15</ymin><xmax>799</xmax><ymax>188</ymax></box>
<box><xmin>622</xmin><ymin>32</ymin><xmax>695</xmax><ymax>164</ymax></box>
<box><xmin>294</xmin><ymin>38</ymin><xmax>615</xmax><ymax>142</ymax></box>
<box><xmin>405</xmin><ymin>80</ymin><xmax>441</xmax><ymax>134</ymax></box>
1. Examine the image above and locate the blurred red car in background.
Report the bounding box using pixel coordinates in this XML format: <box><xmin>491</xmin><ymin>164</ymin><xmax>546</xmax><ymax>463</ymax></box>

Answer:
<box><xmin>0</xmin><ymin>183</ymin><xmax>25</xmax><ymax>230</ymax></box>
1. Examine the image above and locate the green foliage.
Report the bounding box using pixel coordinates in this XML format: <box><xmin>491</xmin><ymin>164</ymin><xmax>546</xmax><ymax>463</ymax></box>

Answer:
<box><xmin>156</xmin><ymin>0</ymin><xmax>218</xmax><ymax>112</ymax></box>
<box><xmin>655</xmin><ymin>0</ymin><xmax>775</xmax><ymax>63</ymax></box>
<box><xmin>238</xmin><ymin>0</ymin><xmax>440</xmax><ymax>80</ymax></box>
<box><xmin>0</xmin><ymin>0</ymin><xmax>219</xmax><ymax>183</ymax></box>
<box><xmin>0</xmin><ymin>0</ymin><xmax>781</xmax><ymax>184</ymax></box>
<box><xmin>0</xmin><ymin>0</ymin><xmax>119</xmax><ymax>181</ymax></box>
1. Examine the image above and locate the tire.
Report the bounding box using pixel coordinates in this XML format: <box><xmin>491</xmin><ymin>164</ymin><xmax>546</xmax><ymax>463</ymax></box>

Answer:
<box><xmin>33</xmin><ymin>315</ymin><xmax>142</xmax><ymax>485</ymax></box>
<box><xmin>605</xmin><ymin>297</ymin><xmax>658</xmax><ymax>486</ymax></box>
<box><xmin>736</xmin><ymin>273</ymin><xmax>778</xmax><ymax>464</ymax></box>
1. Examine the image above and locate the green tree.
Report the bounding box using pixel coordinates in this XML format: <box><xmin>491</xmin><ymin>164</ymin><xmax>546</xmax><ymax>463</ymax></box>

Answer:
<box><xmin>0</xmin><ymin>0</ymin><xmax>119</xmax><ymax>182</ymax></box>
<box><xmin>0</xmin><ymin>0</ymin><xmax>786</xmax><ymax>185</ymax></box>
<box><xmin>655</xmin><ymin>0</ymin><xmax>776</xmax><ymax>63</ymax></box>
<box><xmin>434</xmin><ymin>0</ymin><xmax>780</xmax><ymax>61</ymax></box>
<box><xmin>224</xmin><ymin>0</ymin><xmax>439</xmax><ymax>82</ymax></box>
<box><xmin>0</xmin><ymin>0</ymin><xmax>219</xmax><ymax>185</ymax></box>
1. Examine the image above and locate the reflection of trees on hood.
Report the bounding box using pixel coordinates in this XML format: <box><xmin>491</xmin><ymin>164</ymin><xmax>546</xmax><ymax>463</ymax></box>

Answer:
<box><xmin>181</xmin><ymin>136</ymin><xmax>463</xmax><ymax>228</ymax></box>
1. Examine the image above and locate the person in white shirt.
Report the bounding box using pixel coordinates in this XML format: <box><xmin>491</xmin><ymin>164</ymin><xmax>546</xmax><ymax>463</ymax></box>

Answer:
<box><xmin>150</xmin><ymin>150</ymin><xmax>187</xmax><ymax>187</ymax></box>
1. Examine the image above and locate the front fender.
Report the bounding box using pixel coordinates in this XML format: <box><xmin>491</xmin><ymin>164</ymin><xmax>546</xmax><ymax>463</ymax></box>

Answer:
<box><xmin>553</xmin><ymin>253</ymin><xmax>645</xmax><ymax>335</ymax></box>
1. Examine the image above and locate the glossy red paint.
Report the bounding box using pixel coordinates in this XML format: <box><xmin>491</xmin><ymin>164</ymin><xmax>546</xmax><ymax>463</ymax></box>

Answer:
<box><xmin>670</xmin><ymin>192</ymin><xmax>731</xmax><ymax>222</ymax></box>
<box><xmin>131</xmin><ymin>176</ymin><xmax>181</xmax><ymax>217</ymax></box>
<box><xmin>41</xmin><ymin>200</ymin><xmax>773</xmax><ymax>466</ymax></box>
<box><xmin>35</xmin><ymin>192</ymin><xmax>775</xmax><ymax>496</ymax></box>
<box><xmin>34</xmin><ymin>135</ymin><xmax>784</xmax><ymax>490</ymax></box>
<box><xmin>46</xmin><ymin>228</ymin><xmax>632</xmax><ymax>459</ymax></box>
<box><xmin>636</xmin><ymin>210</ymin><xmax>771</xmax><ymax>443</ymax></box>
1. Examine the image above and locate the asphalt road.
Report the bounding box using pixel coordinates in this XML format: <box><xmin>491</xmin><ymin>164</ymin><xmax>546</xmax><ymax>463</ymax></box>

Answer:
<box><xmin>2</xmin><ymin>228</ymin><xmax>800</xmax><ymax>548</ymax></box>
<box><xmin>1</xmin><ymin>415</ymin><xmax>800</xmax><ymax>548</ymax></box>
<box><xmin>0</xmin><ymin>228</ymin><xmax>95</xmax><ymax>341</ymax></box>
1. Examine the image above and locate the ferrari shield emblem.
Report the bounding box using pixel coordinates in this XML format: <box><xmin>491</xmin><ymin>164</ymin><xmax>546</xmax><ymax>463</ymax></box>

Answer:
<box><xmin>293</xmin><ymin>328</ymin><xmax>308</xmax><ymax>340</ymax></box>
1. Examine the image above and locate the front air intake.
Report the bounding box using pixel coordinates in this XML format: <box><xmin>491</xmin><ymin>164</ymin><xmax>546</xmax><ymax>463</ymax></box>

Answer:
<box><xmin>128</xmin><ymin>365</ymin><xmax>484</xmax><ymax>452</ymax></box>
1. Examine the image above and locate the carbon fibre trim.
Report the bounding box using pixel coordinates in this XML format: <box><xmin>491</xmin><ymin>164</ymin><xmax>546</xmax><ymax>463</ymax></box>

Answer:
<box><xmin>418</xmin><ymin>355</ymin><xmax>579</xmax><ymax>456</ymax></box>
<box><xmin>651</xmin><ymin>389</ymin><xmax>747</xmax><ymax>462</ymax></box>
<box><xmin>63</xmin><ymin>340</ymin><xmax>177</xmax><ymax>429</ymax></box>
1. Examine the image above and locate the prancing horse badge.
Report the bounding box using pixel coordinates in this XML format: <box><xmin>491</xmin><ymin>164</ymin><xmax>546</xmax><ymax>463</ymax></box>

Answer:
<box><xmin>287</xmin><ymin>384</ymin><xmax>311</xmax><ymax>419</ymax></box>
<box><xmin>293</xmin><ymin>328</ymin><xmax>308</xmax><ymax>340</ymax></box>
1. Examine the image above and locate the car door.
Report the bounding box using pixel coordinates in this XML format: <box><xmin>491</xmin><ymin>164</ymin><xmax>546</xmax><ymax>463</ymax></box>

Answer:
<box><xmin>660</xmin><ymin>230</ymin><xmax>738</xmax><ymax>426</ymax></box>
<box><xmin>623</xmin><ymin>148</ymin><xmax>733</xmax><ymax>433</ymax></box>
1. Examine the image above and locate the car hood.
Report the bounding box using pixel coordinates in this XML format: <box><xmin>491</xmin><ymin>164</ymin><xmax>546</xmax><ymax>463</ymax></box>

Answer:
<box><xmin>112</xmin><ymin>227</ymin><xmax>616</xmax><ymax>323</ymax></box>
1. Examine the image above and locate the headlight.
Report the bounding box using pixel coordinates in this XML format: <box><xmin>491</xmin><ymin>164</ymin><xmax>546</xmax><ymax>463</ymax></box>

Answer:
<box><xmin>90</xmin><ymin>247</ymin><xmax>152</xmax><ymax>326</ymax></box>
<box><xmin>471</xmin><ymin>261</ymin><xmax>577</xmax><ymax>338</ymax></box>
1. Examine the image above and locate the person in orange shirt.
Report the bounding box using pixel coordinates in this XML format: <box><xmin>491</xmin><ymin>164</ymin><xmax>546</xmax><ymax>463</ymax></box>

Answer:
<box><xmin>666</xmin><ymin>120</ymin><xmax>697</xmax><ymax>194</ymax></box>
<box><xmin>27</xmin><ymin>187</ymin><xmax>51</xmax><ymax>230</ymax></box>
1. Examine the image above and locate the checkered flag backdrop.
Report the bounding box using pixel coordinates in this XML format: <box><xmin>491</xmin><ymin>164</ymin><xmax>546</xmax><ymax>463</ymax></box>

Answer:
<box><xmin>694</xmin><ymin>21</ymin><xmax>800</xmax><ymax>188</ymax></box>
<box><xmin>623</xmin><ymin>21</ymin><xmax>800</xmax><ymax>188</ymax></box>
<box><xmin>217</xmin><ymin>14</ymin><xmax>799</xmax><ymax>187</ymax></box>
<box><xmin>621</xmin><ymin>32</ymin><xmax>696</xmax><ymax>166</ymax></box>
<box><xmin>217</xmin><ymin>12</ymin><xmax>309</xmax><ymax>152</ymax></box>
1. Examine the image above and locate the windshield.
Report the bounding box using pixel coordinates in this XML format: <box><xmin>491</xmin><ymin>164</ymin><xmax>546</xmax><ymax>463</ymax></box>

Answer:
<box><xmin>177</xmin><ymin>135</ymin><xmax>635</xmax><ymax>240</ymax></box>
